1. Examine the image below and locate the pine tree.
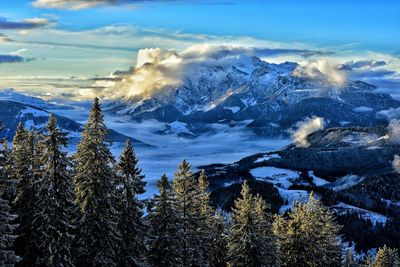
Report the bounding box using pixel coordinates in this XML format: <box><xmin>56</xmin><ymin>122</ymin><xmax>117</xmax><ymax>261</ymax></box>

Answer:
<box><xmin>226</xmin><ymin>181</ymin><xmax>276</xmax><ymax>267</ymax></box>
<box><xmin>33</xmin><ymin>114</ymin><xmax>75</xmax><ymax>267</ymax></box>
<box><xmin>343</xmin><ymin>249</ymin><xmax>358</xmax><ymax>267</ymax></box>
<box><xmin>147</xmin><ymin>174</ymin><xmax>180</xmax><ymax>267</ymax></box>
<box><xmin>73</xmin><ymin>98</ymin><xmax>121</xmax><ymax>267</ymax></box>
<box><xmin>0</xmin><ymin>193</ymin><xmax>19</xmax><ymax>267</ymax></box>
<box><xmin>116</xmin><ymin>139</ymin><xmax>146</xmax><ymax>266</ymax></box>
<box><xmin>11</xmin><ymin>124</ymin><xmax>41</xmax><ymax>267</ymax></box>
<box><xmin>273</xmin><ymin>192</ymin><xmax>342</xmax><ymax>267</ymax></box>
<box><xmin>0</xmin><ymin>122</ymin><xmax>20</xmax><ymax>266</ymax></box>
<box><xmin>373</xmin><ymin>245</ymin><xmax>400</xmax><ymax>267</ymax></box>
<box><xmin>0</xmin><ymin>128</ymin><xmax>14</xmax><ymax>202</ymax></box>
<box><xmin>210</xmin><ymin>212</ymin><xmax>228</xmax><ymax>267</ymax></box>
<box><xmin>195</xmin><ymin>170</ymin><xmax>220</xmax><ymax>266</ymax></box>
<box><xmin>172</xmin><ymin>160</ymin><xmax>204</xmax><ymax>266</ymax></box>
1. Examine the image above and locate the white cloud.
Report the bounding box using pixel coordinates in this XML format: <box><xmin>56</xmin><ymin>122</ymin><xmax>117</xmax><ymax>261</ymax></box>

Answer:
<box><xmin>293</xmin><ymin>59</ymin><xmax>347</xmax><ymax>86</ymax></box>
<box><xmin>387</xmin><ymin>119</ymin><xmax>400</xmax><ymax>144</ymax></box>
<box><xmin>32</xmin><ymin>0</ymin><xmax>111</xmax><ymax>10</ymax></box>
<box><xmin>392</xmin><ymin>155</ymin><xmax>400</xmax><ymax>173</ymax></box>
<box><xmin>292</xmin><ymin>116</ymin><xmax>325</xmax><ymax>148</ymax></box>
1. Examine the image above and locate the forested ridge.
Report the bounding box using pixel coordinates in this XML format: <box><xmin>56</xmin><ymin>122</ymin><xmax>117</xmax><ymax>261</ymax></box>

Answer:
<box><xmin>1</xmin><ymin>98</ymin><xmax>399</xmax><ymax>267</ymax></box>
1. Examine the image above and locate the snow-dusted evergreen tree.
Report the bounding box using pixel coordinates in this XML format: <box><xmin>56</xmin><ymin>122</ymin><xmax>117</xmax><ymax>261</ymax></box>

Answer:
<box><xmin>210</xmin><ymin>212</ymin><xmax>228</xmax><ymax>267</ymax></box>
<box><xmin>0</xmin><ymin>122</ymin><xmax>20</xmax><ymax>267</ymax></box>
<box><xmin>273</xmin><ymin>192</ymin><xmax>342</xmax><ymax>267</ymax></box>
<box><xmin>0</xmin><ymin>192</ymin><xmax>19</xmax><ymax>267</ymax></box>
<box><xmin>33</xmin><ymin>114</ymin><xmax>75</xmax><ymax>267</ymax></box>
<box><xmin>343</xmin><ymin>249</ymin><xmax>358</xmax><ymax>267</ymax></box>
<box><xmin>195</xmin><ymin>170</ymin><xmax>219</xmax><ymax>266</ymax></box>
<box><xmin>116</xmin><ymin>139</ymin><xmax>146</xmax><ymax>266</ymax></box>
<box><xmin>0</xmin><ymin>128</ymin><xmax>14</xmax><ymax>202</ymax></box>
<box><xmin>73</xmin><ymin>98</ymin><xmax>121</xmax><ymax>267</ymax></box>
<box><xmin>373</xmin><ymin>245</ymin><xmax>400</xmax><ymax>267</ymax></box>
<box><xmin>11</xmin><ymin>124</ymin><xmax>41</xmax><ymax>267</ymax></box>
<box><xmin>147</xmin><ymin>174</ymin><xmax>180</xmax><ymax>266</ymax></box>
<box><xmin>172</xmin><ymin>160</ymin><xmax>204</xmax><ymax>266</ymax></box>
<box><xmin>226</xmin><ymin>180</ymin><xmax>276</xmax><ymax>267</ymax></box>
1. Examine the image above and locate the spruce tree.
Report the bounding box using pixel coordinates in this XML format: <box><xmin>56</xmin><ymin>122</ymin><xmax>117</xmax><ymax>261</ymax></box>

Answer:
<box><xmin>343</xmin><ymin>249</ymin><xmax>358</xmax><ymax>267</ymax></box>
<box><xmin>116</xmin><ymin>139</ymin><xmax>146</xmax><ymax>266</ymax></box>
<box><xmin>73</xmin><ymin>98</ymin><xmax>121</xmax><ymax>267</ymax></box>
<box><xmin>211</xmin><ymin>212</ymin><xmax>228</xmax><ymax>267</ymax></box>
<box><xmin>273</xmin><ymin>192</ymin><xmax>342</xmax><ymax>267</ymax></box>
<box><xmin>147</xmin><ymin>174</ymin><xmax>180</xmax><ymax>267</ymax></box>
<box><xmin>0</xmin><ymin>122</ymin><xmax>20</xmax><ymax>266</ymax></box>
<box><xmin>33</xmin><ymin>114</ymin><xmax>75</xmax><ymax>267</ymax></box>
<box><xmin>373</xmin><ymin>245</ymin><xmax>400</xmax><ymax>267</ymax></box>
<box><xmin>172</xmin><ymin>160</ymin><xmax>204</xmax><ymax>266</ymax></box>
<box><xmin>11</xmin><ymin>124</ymin><xmax>40</xmax><ymax>267</ymax></box>
<box><xmin>0</xmin><ymin>193</ymin><xmax>19</xmax><ymax>267</ymax></box>
<box><xmin>226</xmin><ymin>181</ymin><xmax>276</xmax><ymax>267</ymax></box>
<box><xmin>195</xmin><ymin>170</ymin><xmax>219</xmax><ymax>266</ymax></box>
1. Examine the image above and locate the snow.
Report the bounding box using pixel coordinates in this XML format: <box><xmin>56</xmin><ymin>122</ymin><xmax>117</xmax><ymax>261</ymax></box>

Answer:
<box><xmin>333</xmin><ymin>202</ymin><xmax>388</xmax><ymax>225</ymax></box>
<box><xmin>18</xmin><ymin>107</ymin><xmax>49</xmax><ymax>118</ymax></box>
<box><xmin>254</xmin><ymin>153</ymin><xmax>281</xmax><ymax>163</ymax></box>
<box><xmin>224</xmin><ymin>106</ymin><xmax>240</xmax><ymax>113</ymax></box>
<box><xmin>23</xmin><ymin>120</ymin><xmax>46</xmax><ymax>130</ymax></box>
<box><xmin>381</xmin><ymin>198</ymin><xmax>400</xmax><ymax>207</ymax></box>
<box><xmin>278</xmin><ymin>189</ymin><xmax>309</xmax><ymax>213</ymax></box>
<box><xmin>308</xmin><ymin>171</ymin><xmax>330</xmax><ymax>186</ymax></box>
<box><xmin>339</xmin><ymin>121</ymin><xmax>351</xmax><ymax>126</ymax></box>
<box><xmin>250</xmin><ymin>167</ymin><xmax>299</xmax><ymax>189</ymax></box>
<box><xmin>353</xmin><ymin>106</ymin><xmax>374</xmax><ymax>113</ymax></box>
<box><xmin>327</xmin><ymin>175</ymin><xmax>365</xmax><ymax>191</ymax></box>
<box><xmin>169</xmin><ymin>121</ymin><xmax>193</xmax><ymax>135</ymax></box>
<box><xmin>240</xmin><ymin>97</ymin><xmax>257</xmax><ymax>107</ymax></box>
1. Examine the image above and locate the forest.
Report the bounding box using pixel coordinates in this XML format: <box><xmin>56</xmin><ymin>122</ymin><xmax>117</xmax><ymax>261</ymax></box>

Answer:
<box><xmin>1</xmin><ymin>98</ymin><xmax>399</xmax><ymax>267</ymax></box>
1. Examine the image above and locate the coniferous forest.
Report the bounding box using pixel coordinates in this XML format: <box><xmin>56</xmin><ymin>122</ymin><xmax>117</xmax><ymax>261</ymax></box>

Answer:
<box><xmin>1</xmin><ymin>98</ymin><xmax>400</xmax><ymax>267</ymax></box>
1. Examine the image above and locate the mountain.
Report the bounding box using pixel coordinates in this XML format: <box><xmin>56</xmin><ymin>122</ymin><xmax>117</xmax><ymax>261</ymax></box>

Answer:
<box><xmin>106</xmin><ymin>56</ymin><xmax>399</xmax><ymax>137</ymax></box>
<box><xmin>0</xmin><ymin>100</ymin><xmax>147</xmax><ymax>147</ymax></box>
<box><xmin>0</xmin><ymin>88</ymin><xmax>55</xmax><ymax>109</ymax></box>
<box><xmin>201</xmin><ymin>125</ymin><xmax>400</xmax><ymax>252</ymax></box>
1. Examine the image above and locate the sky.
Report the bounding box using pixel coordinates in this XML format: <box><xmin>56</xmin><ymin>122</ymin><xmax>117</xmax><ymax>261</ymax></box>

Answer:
<box><xmin>0</xmin><ymin>0</ymin><xmax>399</xmax><ymax>100</ymax></box>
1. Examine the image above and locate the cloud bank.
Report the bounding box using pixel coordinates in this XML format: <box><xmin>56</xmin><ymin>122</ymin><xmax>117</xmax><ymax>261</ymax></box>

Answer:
<box><xmin>0</xmin><ymin>17</ymin><xmax>52</xmax><ymax>30</ymax></box>
<box><xmin>95</xmin><ymin>44</ymin><xmax>341</xmax><ymax>99</ymax></box>
<box><xmin>293</xmin><ymin>60</ymin><xmax>347</xmax><ymax>86</ymax></box>
<box><xmin>32</xmin><ymin>0</ymin><xmax>213</xmax><ymax>10</ymax></box>
<box><xmin>292</xmin><ymin>116</ymin><xmax>325</xmax><ymax>148</ymax></box>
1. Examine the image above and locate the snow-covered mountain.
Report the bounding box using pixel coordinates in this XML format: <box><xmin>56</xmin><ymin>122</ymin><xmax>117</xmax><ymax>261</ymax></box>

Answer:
<box><xmin>0</xmin><ymin>100</ymin><xmax>147</xmax><ymax>147</ymax></box>
<box><xmin>107</xmin><ymin>56</ymin><xmax>399</xmax><ymax>137</ymax></box>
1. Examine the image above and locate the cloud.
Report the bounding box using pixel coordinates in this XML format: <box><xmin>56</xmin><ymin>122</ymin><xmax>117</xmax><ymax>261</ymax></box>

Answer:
<box><xmin>377</xmin><ymin>107</ymin><xmax>400</xmax><ymax>120</ymax></box>
<box><xmin>31</xmin><ymin>0</ymin><xmax>222</xmax><ymax>10</ymax></box>
<box><xmin>0</xmin><ymin>17</ymin><xmax>52</xmax><ymax>30</ymax></box>
<box><xmin>392</xmin><ymin>155</ymin><xmax>400</xmax><ymax>173</ymax></box>
<box><xmin>293</xmin><ymin>60</ymin><xmax>347</xmax><ymax>86</ymax></box>
<box><xmin>0</xmin><ymin>54</ymin><xmax>35</xmax><ymax>64</ymax></box>
<box><xmin>340</xmin><ymin>60</ymin><xmax>387</xmax><ymax>70</ymax></box>
<box><xmin>387</xmin><ymin>119</ymin><xmax>400</xmax><ymax>144</ymax></box>
<box><xmin>292</xmin><ymin>116</ymin><xmax>325</xmax><ymax>148</ymax></box>
<box><xmin>91</xmin><ymin>44</ymin><xmax>340</xmax><ymax>99</ymax></box>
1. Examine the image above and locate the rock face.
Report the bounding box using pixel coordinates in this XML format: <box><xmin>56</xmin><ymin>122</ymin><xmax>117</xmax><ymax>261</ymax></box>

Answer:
<box><xmin>107</xmin><ymin>56</ymin><xmax>399</xmax><ymax>136</ymax></box>
<box><xmin>0</xmin><ymin>100</ymin><xmax>147</xmax><ymax>146</ymax></box>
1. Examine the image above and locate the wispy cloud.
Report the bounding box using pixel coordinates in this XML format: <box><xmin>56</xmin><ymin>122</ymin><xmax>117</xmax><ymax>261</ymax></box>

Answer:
<box><xmin>32</xmin><ymin>0</ymin><xmax>226</xmax><ymax>10</ymax></box>
<box><xmin>0</xmin><ymin>54</ymin><xmax>35</xmax><ymax>63</ymax></box>
<box><xmin>0</xmin><ymin>17</ymin><xmax>53</xmax><ymax>30</ymax></box>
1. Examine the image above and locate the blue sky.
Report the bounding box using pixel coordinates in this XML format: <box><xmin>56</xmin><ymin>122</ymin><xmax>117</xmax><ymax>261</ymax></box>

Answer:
<box><xmin>0</xmin><ymin>0</ymin><xmax>399</xmax><ymax>100</ymax></box>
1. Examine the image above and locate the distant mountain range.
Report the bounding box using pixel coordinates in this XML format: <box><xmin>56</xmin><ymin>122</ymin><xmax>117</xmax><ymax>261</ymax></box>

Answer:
<box><xmin>0</xmin><ymin>94</ymin><xmax>147</xmax><ymax>147</ymax></box>
<box><xmin>107</xmin><ymin>56</ymin><xmax>399</xmax><ymax>137</ymax></box>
